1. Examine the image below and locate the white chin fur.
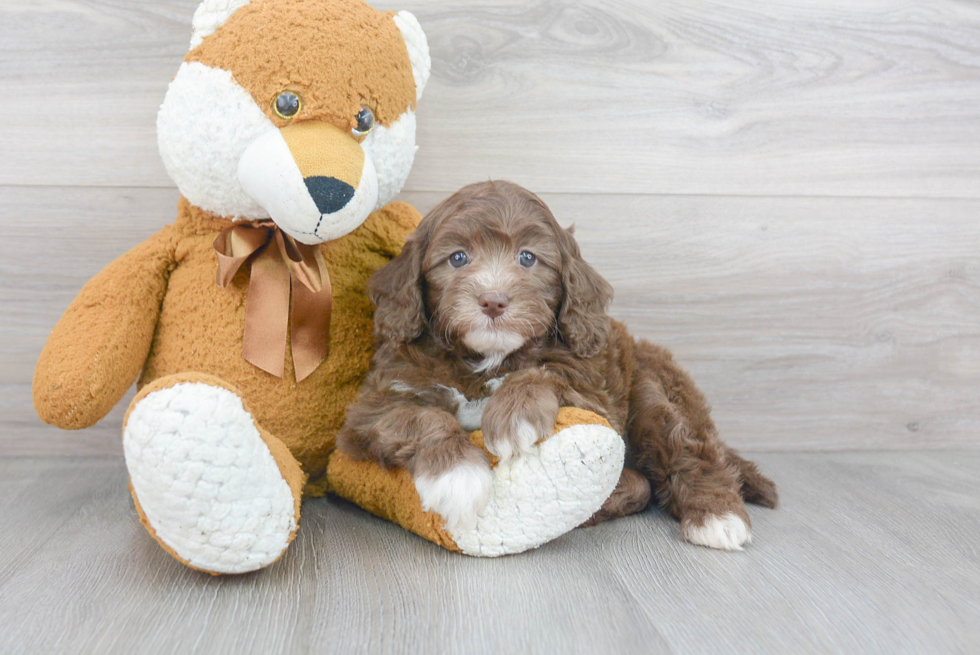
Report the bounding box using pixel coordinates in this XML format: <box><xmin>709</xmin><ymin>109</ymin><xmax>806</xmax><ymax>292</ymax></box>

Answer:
<box><xmin>463</xmin><ymin>329</ymin><xmax>525</xmax><ymax>371</ymax></box>
<box><xmin>237</xmin><ymin>128</ymin><xmax>378</xmax><ymax>245</ymax></box>
<box><xmin>683</xmin><ymin>512</ymin><xmax>752</xmax><ymax>551</ymax></box>
<box><xmin>414</xmin><ymin>462</ymin><xmax>493</xmax><ymax>533</ymax></box>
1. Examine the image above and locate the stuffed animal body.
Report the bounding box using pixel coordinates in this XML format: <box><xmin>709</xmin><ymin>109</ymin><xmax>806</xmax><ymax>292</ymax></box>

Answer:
<box><xmin>33</xmin><ymin>0</ymin><xmax>625</xmax><ymax>574</ymax></box>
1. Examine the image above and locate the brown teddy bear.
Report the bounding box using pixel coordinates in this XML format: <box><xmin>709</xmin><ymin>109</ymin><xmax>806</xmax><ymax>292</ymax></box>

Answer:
<box><xmin>33</xmin><ymin>0</ymin><xmax>625</xmax><ymax>574</ymax></box>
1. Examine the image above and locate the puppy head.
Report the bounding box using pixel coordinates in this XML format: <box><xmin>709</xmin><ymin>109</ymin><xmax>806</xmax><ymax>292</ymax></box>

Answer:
<box><xmin>370</xmin><ymin>180</ymin><xmax>613</xmax><ymax>362</ymax></box>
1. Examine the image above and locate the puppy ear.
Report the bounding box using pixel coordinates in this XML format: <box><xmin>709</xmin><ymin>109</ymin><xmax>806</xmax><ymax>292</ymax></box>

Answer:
<box><xmin>556</xmin><ymin>226</ymin><xmax>613</xmax><ymax>358</ymax></box>
<box><xmin>370</xmin><ymin>232</ymin><xmax>427</xmax><ymax>343</ymax></box>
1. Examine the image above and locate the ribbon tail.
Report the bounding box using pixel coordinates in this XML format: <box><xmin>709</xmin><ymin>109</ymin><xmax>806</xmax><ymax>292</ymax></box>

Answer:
<box><xmin>242</xmin><ymin>246</ymin><xmax>291</xmax><ymax>378</ymax></box>
<box><xmin>290</xmin><ymin>255</ymin><xmax>332</xmax><ymax>382</ymax></box>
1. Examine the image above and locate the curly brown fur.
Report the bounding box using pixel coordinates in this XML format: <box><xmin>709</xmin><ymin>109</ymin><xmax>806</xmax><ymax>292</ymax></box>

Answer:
<box><xmin>338</xmin><ymin>180</ymin><xmax>777</xmax><ymax>548</ymax></box>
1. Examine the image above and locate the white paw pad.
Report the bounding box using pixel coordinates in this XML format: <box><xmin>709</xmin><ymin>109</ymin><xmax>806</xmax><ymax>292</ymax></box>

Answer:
<box><xmin>683</xmin><ymin>512</ymin><xmax>752</xmax><ymax>551</ymax></box>
<box><xmin>123</xmin><ymin>382</ymin><xmax>297</xmax><ymax>574</ymax></box>
<box><xmin>414</xmin><ymin>462</ymin><xmax>493</xmax><ymax>533</ymax></box>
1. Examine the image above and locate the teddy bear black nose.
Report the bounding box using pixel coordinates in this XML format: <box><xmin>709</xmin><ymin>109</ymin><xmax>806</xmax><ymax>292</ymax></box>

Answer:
<box><xmin>304</xmin><ymin>176</ymin><xmax>356</xmax><ymax>214</ymax></box>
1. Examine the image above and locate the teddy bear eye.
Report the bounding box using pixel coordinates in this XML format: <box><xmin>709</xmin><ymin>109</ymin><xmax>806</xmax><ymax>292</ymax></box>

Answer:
<box><xmin>353</xmin><ymin>106</ymin><xmax>375</xmax><ymax>136</ymax></box>
<box><xmin>449</xmin><ymin>251</ymin><xmax>469</xmax><ymax>268</ymax></box>
<box><xmin>273</xmin><ymin>91</ymin><xmax>302</xmax><ymax>119</ymax></box>
<box><xmin>519</xmin><ymin>251</ymin><xmax>537</xmax><ymax>268</ymax></box>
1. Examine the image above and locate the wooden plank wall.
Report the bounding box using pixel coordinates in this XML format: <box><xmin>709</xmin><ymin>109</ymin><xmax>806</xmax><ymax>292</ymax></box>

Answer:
<box><xmin>1</xmin><ymin>0</ymin><xmax>978</xmax><ymax>456</ymax></box>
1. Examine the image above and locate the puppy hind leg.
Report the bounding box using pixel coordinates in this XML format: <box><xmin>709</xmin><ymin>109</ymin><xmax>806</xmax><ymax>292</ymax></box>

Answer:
<box><xmin>581</xmin><ymin>467</ymin><xmax>651</xmax><ymax>527</ymax></box>
<box><xmin>628</xmin><ymin>367</ymin><xmax>752</xmax><ymax>551</ymax></box>
<box><xmin>724</xmin><ymin>445</ymin><xmax>779</xmax><ymax>509</ymax></box>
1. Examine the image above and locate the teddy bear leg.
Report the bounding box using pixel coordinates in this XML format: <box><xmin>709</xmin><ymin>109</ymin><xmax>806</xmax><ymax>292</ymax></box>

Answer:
<box><xmin>328</xmin><ymin>407</ymin><xmax>624</xmax><ymax>556</ymax></box>
<box><xmin>122</xmin><ymin>373</ymin><xmax>305</xmax><ymax>575</ymax></box>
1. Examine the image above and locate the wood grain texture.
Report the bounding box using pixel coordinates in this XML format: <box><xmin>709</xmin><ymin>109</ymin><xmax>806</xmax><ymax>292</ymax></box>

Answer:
<box><xmin>3</xmin><ymin>2</ymin><xmax>977</xmax><ymax>651</ymax></box>
<box><xmin>1</xmin><ymin>0</ymin><xmax>979</xmax><ymax>196</ymax></box>
<box><xmin>4</xmin><ymin>186</ymin><xmax>978</xmax><ymax>455</ymax></box>
<box><xmin>0</xmin><ymin>452</ymin><xmax>977</xmax><ymax>654</ymax></box>
<box><xmin>0</xmin><ymin>185</ymin><xmax>177</xmax><ymax>456</ymax></box>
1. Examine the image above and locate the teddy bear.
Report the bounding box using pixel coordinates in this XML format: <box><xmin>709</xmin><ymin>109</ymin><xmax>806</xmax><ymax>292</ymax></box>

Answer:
<box><xmin>32</xmin><ymin>0</ymin><xmax>625</xmax><ymax>574</ymax></box>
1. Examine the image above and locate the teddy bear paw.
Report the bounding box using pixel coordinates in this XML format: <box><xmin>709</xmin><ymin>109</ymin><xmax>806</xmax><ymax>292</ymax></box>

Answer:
<box><xmin>123</xmin><ymin>381</ymin><xmax>299</xmax><ymax>574</ymax></box>
<box><xmin>450</xmin><ymin>421</ymin><xmax>625</xmax><ymax>556</ymax></box>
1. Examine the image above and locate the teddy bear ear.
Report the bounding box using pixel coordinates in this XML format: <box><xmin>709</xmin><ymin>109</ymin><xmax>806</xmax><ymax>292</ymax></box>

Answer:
<box><xmin>393</xmin><ymin>11</ymin><xmax>431</xmax><ymax>102</ymax></box>
<box><xmin>188</xmin><ymin>0</ymin><xmax>251</xmax><ymax>50</ymax></box>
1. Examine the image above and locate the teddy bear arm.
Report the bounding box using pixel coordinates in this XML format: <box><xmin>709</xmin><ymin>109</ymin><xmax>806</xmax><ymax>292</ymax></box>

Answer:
<box><xmin>33</xmin><ymin>228</ymin><xmax>176</xmax><ymax>430</ymax></box>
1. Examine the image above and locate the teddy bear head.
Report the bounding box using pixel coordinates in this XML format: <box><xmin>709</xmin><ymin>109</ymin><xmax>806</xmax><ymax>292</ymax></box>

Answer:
<box><xmin>157</xmin><ymin>0</ymin><xmax>430</xmax><ymax>244</ymax></box>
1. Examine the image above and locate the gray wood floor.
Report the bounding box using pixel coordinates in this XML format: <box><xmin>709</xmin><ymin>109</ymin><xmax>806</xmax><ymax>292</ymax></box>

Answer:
<box><xmin>1</xmin><ymin>451</ymin><xmax>978</xmax><ymax>654</ymax></box>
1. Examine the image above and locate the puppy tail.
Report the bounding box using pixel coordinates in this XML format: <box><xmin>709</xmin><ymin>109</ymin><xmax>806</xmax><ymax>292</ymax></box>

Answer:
<box><xmin>725</xmin><ymin>447</ymin><xmax>779</xmax><ymax>509</ymax></box>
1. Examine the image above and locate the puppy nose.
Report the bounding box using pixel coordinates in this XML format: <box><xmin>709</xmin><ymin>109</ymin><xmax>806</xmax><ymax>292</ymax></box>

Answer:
<box><xmin>304</xmin><ymin>176</ymin><xmax>356</xmax><ymax>214</ymax></box>
<box><xmin>479</xmin><ymin>292</ymin><xmax>510</xmax><ymax>318</ymax></box>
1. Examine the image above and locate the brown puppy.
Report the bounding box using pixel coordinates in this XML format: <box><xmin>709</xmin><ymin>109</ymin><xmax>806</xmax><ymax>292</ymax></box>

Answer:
<box><xmin>338</xmin><ymin>180</ymin><xmax>777</xmax><ymax>549</ymax></box>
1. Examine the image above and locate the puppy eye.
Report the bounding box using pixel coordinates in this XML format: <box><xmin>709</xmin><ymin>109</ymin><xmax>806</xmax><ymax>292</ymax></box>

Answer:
<box><xmin>518</xmin><ymin>251</ymin><xmax>537</xmax><ymax>268</ymax></box>
<box><xmin>353</xmin><ymin>106</ymin><xmax>375</xmax><ymax>136</ymax></box>
<box><xmin>449</xmin><ymin>251</ymin><xmax>469</xmax><ymax>268</ymax></box>
<box><xmin>273</xmin><ymin>91</ymin><xmax>302</xmax><ymax>119</ymax></box>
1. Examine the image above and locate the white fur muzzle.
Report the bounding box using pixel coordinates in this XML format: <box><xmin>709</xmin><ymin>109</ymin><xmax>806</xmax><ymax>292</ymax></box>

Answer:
<box><xmin>237</xmin><ymin>127</ymin><xmax>379</xmax><ymax>245</ymax></box>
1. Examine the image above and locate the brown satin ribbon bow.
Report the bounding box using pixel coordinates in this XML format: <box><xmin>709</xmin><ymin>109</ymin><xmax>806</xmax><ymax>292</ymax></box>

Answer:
<box><xmin>213</xmin><ymin>222</ymin><xmax>332</xmax><ymax>382</ymax></box>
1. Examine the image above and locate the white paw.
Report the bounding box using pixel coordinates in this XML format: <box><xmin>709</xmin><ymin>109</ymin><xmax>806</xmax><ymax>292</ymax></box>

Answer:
<box><xmin>414</xmin><ymin>461</ymin><xmax>493</xmax><ymax>532</ymax></box>
<box><xmin>485</xmin><ymin>419</ymin><xmax>540</xmax><ymax>464</ymax></box>
<box><xmin>683</xmin><ymin>512</ymin><xmax>752</xmax><ymax>551</ymax></box>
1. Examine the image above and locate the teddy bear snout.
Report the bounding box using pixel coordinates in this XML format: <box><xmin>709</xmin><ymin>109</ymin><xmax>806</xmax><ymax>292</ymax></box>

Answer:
<box><xmin>237</xmin><ymin>120</ymin><xmax>379</xmax><ymax>245</ymax></box>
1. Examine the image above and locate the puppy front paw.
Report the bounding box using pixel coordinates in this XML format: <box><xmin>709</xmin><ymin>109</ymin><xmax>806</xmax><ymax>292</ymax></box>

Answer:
<box><xmin>481</xmin><ymin>385</ymin><xmax>559</xmax><ymax>465</ymax></box>
<box><xmin>681</xmin><ymin>512</ymin><xmax>752</xmax><ymax>551</ymax></box>
<box><xmin>414</xmin><ymin>461</ymin><xmax>493</xmax><ymax>532</ymax></box>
